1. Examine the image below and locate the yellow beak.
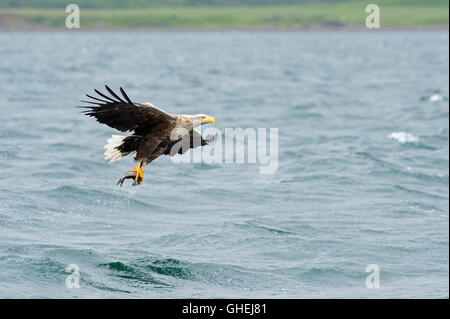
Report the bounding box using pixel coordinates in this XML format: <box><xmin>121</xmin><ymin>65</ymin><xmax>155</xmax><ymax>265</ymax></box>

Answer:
<box><xmin>203</xmin><ymin>116</ymin><xmax>215</xmax><ymax>124</ymax></box>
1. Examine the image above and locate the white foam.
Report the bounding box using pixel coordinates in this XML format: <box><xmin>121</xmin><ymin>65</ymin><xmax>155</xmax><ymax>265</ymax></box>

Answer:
<box><xmin>429</xmin><ymin>94</ymin><xmax>443</xmax><ymax>102</ymax></box>
<box><xmin>388</xmin><ymin>132</ymin><xmax>419</xmax><ymax>144</ymax></box>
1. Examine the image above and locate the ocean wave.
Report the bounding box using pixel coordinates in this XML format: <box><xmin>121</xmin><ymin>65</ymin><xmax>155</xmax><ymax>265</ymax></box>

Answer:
<box><xmin>100</xmin><ymin>261</ymin><xmax>173</xmax><ymax>286</ymax></box>
<box><xmin>388</xmin><ymin>132</ymin><xmax>419</xmax><ymax>143</ymax></box>
<box><xmin>101</xmin><ymin>258</ymin><xmax>192</xmax><ymax>282</ymax></box>
<box><xmin>356</xmin><ymin>151</ymin><xmax>448</xmax><ymax>184</ymax></box>
<box><xmin>420</xmin><ymin>93</ymin><xmax>449</xmax><ymax>103</ymax></box>
<box><xmin>233</xmin><ymin>220</ymin><xmax>298</xmax><ymax>235</ymax></box>
<box><xmin>394</xmin><ymin>184</ymin><xmax>448</xmax><ymax>200</ymax></box>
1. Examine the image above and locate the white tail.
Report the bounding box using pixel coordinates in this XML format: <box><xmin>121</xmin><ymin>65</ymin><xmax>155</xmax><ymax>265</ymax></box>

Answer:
<box><xmin>104</xmin><ymin>135</ymin><xmax>126</xmax><ymax>162</ymax></box>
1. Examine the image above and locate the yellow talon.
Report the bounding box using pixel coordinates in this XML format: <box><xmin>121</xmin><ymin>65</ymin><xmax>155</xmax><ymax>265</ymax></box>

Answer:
<box><xmin>129</xmin><ymin>161</ymin><xmax>145</xmax><ymax>184</ymax></box>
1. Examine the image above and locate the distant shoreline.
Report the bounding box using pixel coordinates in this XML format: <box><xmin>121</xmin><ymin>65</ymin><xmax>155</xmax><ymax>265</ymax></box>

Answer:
<box><xmin>1</xmin><ymin>25</ymin><xmax>448</xmax><ymax>33</ymax></box>
<box><xmin>1</xmin><ymin>2</ymin><xmax>448</xmax><ymax>32</ymax></box>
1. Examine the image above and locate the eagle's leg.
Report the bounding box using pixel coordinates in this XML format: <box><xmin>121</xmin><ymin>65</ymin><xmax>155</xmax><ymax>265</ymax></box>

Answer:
<box><xmin>136</xmin><ymin>163</ymin><xmax>146</xmax><ymax>185</ymax></box>
<box><xmin>129</xmin><ymin>161</ymin><xmax>145</xmax><ymax>185</ymax></box>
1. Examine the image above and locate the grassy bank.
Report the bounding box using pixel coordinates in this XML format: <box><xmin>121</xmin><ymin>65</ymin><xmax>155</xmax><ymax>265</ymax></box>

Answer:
<box><xmin>0</xmin><ymin>0</ymin><xmax>448</xmax><ymax>30</ymax></box>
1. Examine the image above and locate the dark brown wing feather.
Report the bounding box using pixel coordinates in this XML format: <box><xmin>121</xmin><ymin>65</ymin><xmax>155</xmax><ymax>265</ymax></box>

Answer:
<box><xmin>81</xmin><ymin>85</ymin><xmax>175</xmax><ymax>134</ymax></box>
<box><xmin>116</xmin><ymin>134</ymin><xmax>142</xmax><ymax>156</ymax></box>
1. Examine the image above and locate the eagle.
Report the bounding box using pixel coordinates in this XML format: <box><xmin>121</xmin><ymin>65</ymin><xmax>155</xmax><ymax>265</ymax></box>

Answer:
<box><xmin>81</xmin><ymin>85</ymin><xmax>216</xmax><ymax>186</ymax></box>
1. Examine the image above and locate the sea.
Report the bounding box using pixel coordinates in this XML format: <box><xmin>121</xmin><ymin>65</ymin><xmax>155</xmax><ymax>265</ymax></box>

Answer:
<box><xmin>0</xmin><ymin>30</ymin><xmax>448</xmax><ymax>298</ymax></box>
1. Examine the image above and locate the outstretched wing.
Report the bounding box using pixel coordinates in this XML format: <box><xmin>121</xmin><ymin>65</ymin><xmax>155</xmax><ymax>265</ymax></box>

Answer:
<box><xmin>164</xmin><ymin>129</ymin><xmax>218</xmax><ymax>156</ymax></box>
<box><xmin>81</xmin><ymin>85</ymin><xmax>176</xmax><ymax>134</ymax></box>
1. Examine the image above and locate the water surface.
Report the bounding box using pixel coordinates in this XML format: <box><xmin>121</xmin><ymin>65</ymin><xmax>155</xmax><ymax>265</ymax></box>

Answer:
<box><xmin>0</xmin><ymin>31</ymin><xmax>448</xmax><ymax>298</ymax></box>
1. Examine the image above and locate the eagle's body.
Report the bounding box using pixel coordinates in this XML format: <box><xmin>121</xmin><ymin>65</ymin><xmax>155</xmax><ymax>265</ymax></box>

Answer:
<box><xmin>81</xmin><ymin>86</ymin><xmax>215</xmax><ymax>186</ymax></box>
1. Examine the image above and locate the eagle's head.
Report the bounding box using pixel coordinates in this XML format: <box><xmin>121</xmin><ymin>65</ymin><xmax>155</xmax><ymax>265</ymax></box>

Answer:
<box><xmin>188</xmin><ymin>114</ymin><xmax>215</xmax><ymax>127</ymax></box>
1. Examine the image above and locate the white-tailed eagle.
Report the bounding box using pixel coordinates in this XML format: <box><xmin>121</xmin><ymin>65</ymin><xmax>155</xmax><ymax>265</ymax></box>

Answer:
<box><xmin>81</xmin><ymin>85</ymin><xmax>216</xmax><ymax>186</ymax></box>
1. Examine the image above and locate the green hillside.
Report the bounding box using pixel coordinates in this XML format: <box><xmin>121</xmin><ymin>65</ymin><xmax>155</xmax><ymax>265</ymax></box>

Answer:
<box><xmin>0</xmin><ymin>0</ymin><xmax>374</xmax><ymax>9</ymax></box>
<box><xmin>0</xmin><ymin>0</ymin><xmax>448</xmax><ymax>30</ymax></box>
